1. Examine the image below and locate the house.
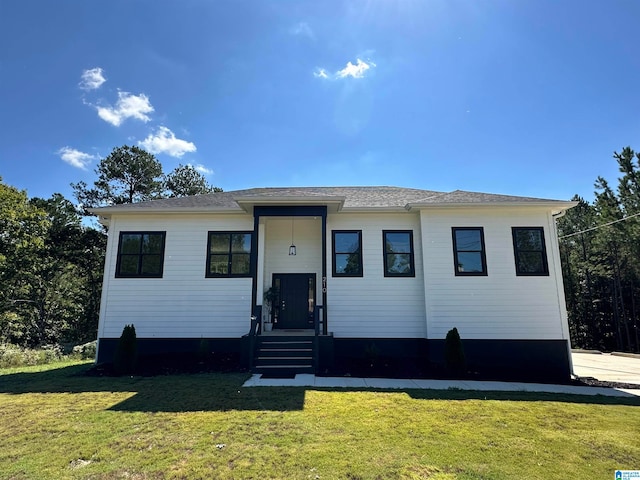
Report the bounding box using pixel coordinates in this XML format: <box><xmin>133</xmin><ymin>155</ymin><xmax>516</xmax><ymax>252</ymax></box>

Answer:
<box><xmin>91</xmin><ymin>186</ymin><xmax>577</xmax><ymax>380</ymax></box>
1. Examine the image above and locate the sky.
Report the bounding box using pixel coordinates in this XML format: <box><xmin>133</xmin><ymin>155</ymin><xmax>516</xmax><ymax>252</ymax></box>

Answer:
<box><xmin>1</xmin><ymin>0</ymin><xmax>639</xmax><ymax>204</ymax></box>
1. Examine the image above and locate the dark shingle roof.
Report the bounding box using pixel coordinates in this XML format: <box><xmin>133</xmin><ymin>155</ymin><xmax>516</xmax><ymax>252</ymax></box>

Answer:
<box><xmin>90</xmin><ymin>186</ymin><xmax>573</xmax><ymax>214</ymax></box>
<box><xmin>410</xmin><ymin>190</ymin><xmax>563</xmax><ymax>205</ymax></box>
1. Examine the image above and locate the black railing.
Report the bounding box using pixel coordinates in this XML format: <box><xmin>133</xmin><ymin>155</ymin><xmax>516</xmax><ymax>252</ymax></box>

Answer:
<box><xmin>313</xmin><ymin>305</ymin><xmax>324</xmax><ymax>372</ymax></box>
<box><xmin>247</xmin><ymin>306</ymin><xmax>263</xmax><ymax>370</ymax></box>
<box><xmin>313</xmin><ymin>305</ymin><xmax>323</xmax><ymax>336</ymax></box>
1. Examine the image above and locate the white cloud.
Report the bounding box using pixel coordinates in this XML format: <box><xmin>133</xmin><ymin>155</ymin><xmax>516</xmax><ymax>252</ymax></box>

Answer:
<box><xmin>290</xmin><ymin>22</ymin><xmax>314</xmax><ymax>39</ymax></box>
<box><xmin>79</xmin><ymin>67</ymin><xmax>106</xmax><ymax>90</ymax></box>
<box><xmin>96</xmin><ymin>91</ymin><xmax>154</xmax><ymax>126</ymax></box>
<box><xmin>58</xmin><ymin>147</ymin><xmax>96</xmax><ymax>170</ymax></box>
<box><xmin>313</xmin><ymin>68</ymin><xmax>329</xmax><ymax>79</ymax></box>
<box><xmin>192</xmin><ymin>164</ymin><xmax>213</xmax><ymax>175</ymax></box>
<box><xmin>336</xmin><ymin>59</ymin><xmax>375</xmax><ymax>79</ymax></box>
<box><xmin>314</xmin><ymin>58</ymin><xmax>376</xmax><ymax>80</ymax></box>
<box><xmin>139</xmin><ymin>126</ymin><xmax>196</xmax><ymax>157</ymax></box>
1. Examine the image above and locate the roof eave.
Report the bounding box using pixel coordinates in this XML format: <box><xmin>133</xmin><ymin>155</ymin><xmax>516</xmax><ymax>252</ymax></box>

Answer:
<box><xmin>87</xmin><ymin>206</ymin><xmax>245</xmax><ymax>216</ymax></box>
<box><xmin>342</xmin><ymin>206</ymin><xmax>415</xmax><ymax>213</ymax></box>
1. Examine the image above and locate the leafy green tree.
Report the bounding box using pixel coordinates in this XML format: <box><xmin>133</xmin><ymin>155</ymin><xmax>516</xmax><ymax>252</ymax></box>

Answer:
<box><xmin>72</xmin><ymin>145</ymin><xmax>164</xmax><ymax>211</ymax></box>
<box><xmin>28</xmin><ymin>194</ymin><xmax>106</xmax><ymax>345</ymax></box>
<box><xmin>0</xmin><ymin>183</ymin><xmax>106</xmax><ymax>347</ymax></box>
<box><xmin>0</xmin><ymin>178</ymin><xmax>49</xmax><ymax>344</ymax></box>
<box><xmin>164</xmin><ymin>164</ymin><xmax>221</xmax><ymax>197</ymax></box>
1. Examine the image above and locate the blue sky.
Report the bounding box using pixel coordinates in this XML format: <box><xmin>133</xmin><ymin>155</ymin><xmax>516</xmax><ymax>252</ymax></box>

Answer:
<box><xmin>1</xmin><ymin>0</ymin><xmax>639</xmax><ymax>203</ymax></box>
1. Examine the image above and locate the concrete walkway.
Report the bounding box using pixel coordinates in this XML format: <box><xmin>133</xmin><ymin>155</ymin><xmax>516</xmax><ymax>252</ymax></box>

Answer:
<box><xmin>572</xmin><ymin>351</ymin><xmax>640</xmax><ymax>385</ymax></box>
<box><xmin>243</xmin><ymin>373</ymin><xmax>640</xmax><ymax>398</ymax></box>
<box><xmin>243</xmin><ymin>351</ymin><xmax>640</xmax><ymax>398</ymax></box>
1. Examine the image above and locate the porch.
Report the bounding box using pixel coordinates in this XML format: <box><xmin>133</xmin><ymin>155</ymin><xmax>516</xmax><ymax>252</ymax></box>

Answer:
<box><xmin>249</xmin><ymin>205</ymin><xmax>329</xmax><ymax>335</ymax></box>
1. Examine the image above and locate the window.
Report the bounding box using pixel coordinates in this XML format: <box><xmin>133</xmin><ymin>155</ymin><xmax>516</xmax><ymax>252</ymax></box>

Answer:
<box><xmin>116</xmin><ymin>232</ymin><xmax>166</xmax><ymax>278</ymax></box>
<box><xmin>332</xmin><ymin>231</ymin><xmax>363</xmax><ymax>277</ymax></box>
<box><xmin>206</xmin><ymin>231</ymin><xmax>252</xmax><ymax>277</ymax></box>
<box><xmin>512</xmin><ymin>227</ymin><xmax>549</xmax><ymax>276</ymax></box>
<box><xmin>383</xmin><ymin>230</ymin><xmax>415</xmax><ymax>277</ymax></box>
<box><xmin>452</xmin><ymin>227</ymin><xmax>487</xmax><ymax>276</ymax></box>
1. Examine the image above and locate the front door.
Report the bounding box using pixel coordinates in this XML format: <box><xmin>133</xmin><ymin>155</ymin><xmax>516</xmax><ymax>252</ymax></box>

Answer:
<box><xmin>272</xmin><ymin>273</ymin><xmax>315</xmax><ymax>329</ymax></box>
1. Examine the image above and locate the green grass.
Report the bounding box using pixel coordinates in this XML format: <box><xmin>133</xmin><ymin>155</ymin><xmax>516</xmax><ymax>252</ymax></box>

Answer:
<box><xmin>1</xmin><ymin>361</ymin><xmax>639</xmax><ymax>479</ymax></box>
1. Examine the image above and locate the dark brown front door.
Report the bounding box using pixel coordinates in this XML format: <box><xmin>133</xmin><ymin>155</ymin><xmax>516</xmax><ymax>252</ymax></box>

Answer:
<box><xmin>272</xmin><ymin>273</ymin><xmax>315</xmax><ymax>329</ymax></box>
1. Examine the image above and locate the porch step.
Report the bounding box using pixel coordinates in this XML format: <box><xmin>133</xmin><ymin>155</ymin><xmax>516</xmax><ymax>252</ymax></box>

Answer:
<box><xmin>252</xmin><ymin>335</ymin><xmax>315</xmax><ymax>376</ymax></box>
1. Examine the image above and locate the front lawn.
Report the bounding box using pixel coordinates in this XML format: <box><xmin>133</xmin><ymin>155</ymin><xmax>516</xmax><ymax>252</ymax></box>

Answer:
<box><xmin>1</xmin><ymin>361</ymin><xmax>639</xmax><ymax>479</ymax></box>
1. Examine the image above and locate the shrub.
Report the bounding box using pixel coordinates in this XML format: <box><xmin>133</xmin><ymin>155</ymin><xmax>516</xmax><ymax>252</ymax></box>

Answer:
<box><xmin>113</xmin><ymin>324</ymin><xmax>137</xmax><ymax>375</ymax></box>
<box><xmin>444</xmin><ymin>327</ymin><xmax>466</xmax><ymax>376</ymax></box>
<box><xmin>0</xmin><ymin>344</ymin><xmax>29</xmax><ymax>368</ymax></box>
<box><xmin>41</xmin><ymin>344</ymin><xmax>62</xmax><ymax>363</ymax></box>
<box><xmin>72</xmin><ymin>341</ymin><xmax>97</xmax><ymax>360</ymax></box>
<box><xmin>0</xmin><ymin>343</ymin><xmax>62</xmax><ymax>368</ymax></box>
<box><xmin>197</xmin><ymin>338</ymin><xmax>210</xmax><ymax>363</ymax></box>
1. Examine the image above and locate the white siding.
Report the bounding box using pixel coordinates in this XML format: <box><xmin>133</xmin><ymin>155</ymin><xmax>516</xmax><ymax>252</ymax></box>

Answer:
<box><xmin>326</xmin><ymin>213</ymin><xmax>426</xmax><ymax>338</ymax></box>
<box><xmin>99</xmin><ymin>214</ymin><xmax>254</xmax><ymax>338</ymax></box>
<box><xmin>420</xmin><ymin>207</ymin><xmax>568</xmax><ymax>340</ymax></box>
<box><xmin>97</xmin><ymin>206</ymin><xmax>570</xmax><ymax>343</ymax></box>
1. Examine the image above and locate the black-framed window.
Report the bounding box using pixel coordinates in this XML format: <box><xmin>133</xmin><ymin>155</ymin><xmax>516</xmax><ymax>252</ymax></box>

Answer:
<box><xmin>332</xmin><ymin>230</ymin><xmax>363</xmax><ymax>277</ymax></box>
<box><xmin>383</xmin><ymin>230</ymin><xmax>415</xmax><ymax>277</ymax></box>
<box><xmin>116</xmin><ymin>232</ymin><xmax>166</xmax><ymax>278</ymax></box>
<box><xmin>512</xmin><ymin>227</ymin><xmax>549</xmax><ymax>276</ymax></box>
<box><xmin>206</xmin><ymin>231</ymin><xmax>252</xmax><ymax>277</ymax></box>
<box><xmin>452</xmin><ymin>227</ymin><xmax>487</xmax><ymax>276</ymax></box>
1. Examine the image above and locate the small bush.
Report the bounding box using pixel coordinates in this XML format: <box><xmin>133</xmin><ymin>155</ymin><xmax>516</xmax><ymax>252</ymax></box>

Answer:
<box><xmin>113</xmin><ymin>324</ymin><xmax>137</xmax><ymax>375</ymax></box>
<box><xmin>364</xmin><ymin>342</ymin><xmax>380</xmax><ymax>367</ymax></box>
<box><xmin>41</xmin><ymin>344</ymin><xmax>63</xmax><ymax>363</ymax></box>
<box><xmin>0</xmin><ymin>344</ymin><xmax>62</xmax><ymax>368</ymax></box>
<box><xmin>72</xmin><ymin>341</ymin><xmax>97</xmax><ymax>360</ymax></box>
<box><xmin>197</xmin><ymin>338</ymin><xmax>210</xmax><ymax>363</ymax></box>
<box><xmin>444</xmin><ymin>327</ymin><xmax>466</xmax><ymax>376</ymax></box>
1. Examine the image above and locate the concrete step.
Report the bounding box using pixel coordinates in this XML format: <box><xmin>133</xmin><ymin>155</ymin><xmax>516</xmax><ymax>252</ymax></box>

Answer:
<box><xmin>256</xmin><ymin>356</ymin><xmax>313</xmax><ymax>366</ymax></box>
<box><xmin>254</xmin><ymin>365</ymin><xmax>315</xmax><ymax>376</ymax></box>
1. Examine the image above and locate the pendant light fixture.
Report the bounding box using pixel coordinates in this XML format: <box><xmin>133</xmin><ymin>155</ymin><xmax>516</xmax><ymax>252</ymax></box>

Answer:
<box><xmin>289</xmin><ymin>217</ymin><xmax>297</xmax><ymax>256</ymax></box>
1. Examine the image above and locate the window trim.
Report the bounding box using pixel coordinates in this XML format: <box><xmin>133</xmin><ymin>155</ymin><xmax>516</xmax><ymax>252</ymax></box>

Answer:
<box><xmin>452</xmin><ymin>227</ymin><xmax>488</xmax><ymax>276</ymax></box>
<box><xmin>332</xmin><ymin>230</ymin><xmax>363</xmax><ymax>277</ymax></box>
<box><xmin>511</xmin><ymin>227</ymin><xmax>549</xmax><ymax>276</ymax></box>
<box><xmin>382</xmin><ymin>230</ymin><xmax>415</xmax><ymax>277</ymax></box>
<box><xmin>115</xmin><ymin>231</ymin><xmax>166</xmax><ymax>278</ymax></box>
<box><xmin>205</xmin><ymin>231</ymin><xmax>253</xmax><ymax>278</ymax></box>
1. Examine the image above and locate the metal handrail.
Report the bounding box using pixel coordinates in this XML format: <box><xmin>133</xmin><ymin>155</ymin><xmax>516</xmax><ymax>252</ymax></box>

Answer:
<box><xmin>247</xmin><ymin>306</ymin><xmax>263</xmax><ymax>371</ymax></box>
<box><xmin>313</xmin><ymin>306</ymin><xmax>324</xmax><ymax>372</ymax></box>
<box><xmin>314</xmin><ymin>306</ymin><xmax>323</xmax><ymax>336</ymax></box>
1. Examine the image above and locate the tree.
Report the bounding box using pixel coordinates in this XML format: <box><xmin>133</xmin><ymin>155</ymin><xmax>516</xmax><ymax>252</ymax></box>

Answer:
<box><xmin>559</xmin><ymin>147</ymin><xmax>640</xmax><ymax>353</ymax></box>
<box><xmin>0</xmin><ymin>178</ymin><xmax>49</xmax><ymax>344</ymax></box>
<box><xmin>28</xmin><ymin>194</ymin><xmax>106</xmax><ymax>345</ymax></box>
<box><xmin>164</xmin><ymin>164</ymin><xmax>221</xmax><ymax>197</ymax></box>
<box><xmin>0</xmin><ymin>182</ymin><xmax>106</xmax><ymax>347</ymax></box>
<box><xmin>72</xmin><ymin>145</ymin><xmax>164</xmax><ymax>212</ymax></box>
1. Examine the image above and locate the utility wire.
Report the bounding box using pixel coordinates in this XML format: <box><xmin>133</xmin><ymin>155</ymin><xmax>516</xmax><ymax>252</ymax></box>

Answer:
<box><xmin>559</xmin><ymin>211</ymin><xmax>640</xmax><ymax>239</ymax></box>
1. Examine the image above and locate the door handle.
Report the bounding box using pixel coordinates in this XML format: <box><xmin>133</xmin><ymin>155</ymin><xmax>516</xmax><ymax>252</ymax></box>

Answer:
<box><xmin>281</xmin><ymin>300</ymin><xmax>286</xmax><ymax>311</ymax></box>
